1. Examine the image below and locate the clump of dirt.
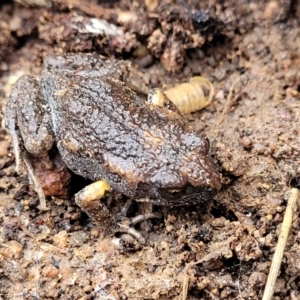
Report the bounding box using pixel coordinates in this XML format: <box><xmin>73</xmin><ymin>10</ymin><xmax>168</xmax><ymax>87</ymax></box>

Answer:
<box><xmin>1</xmin><ymin>0</ymin><xmax>300</xmax><ymax>299</ymax></box>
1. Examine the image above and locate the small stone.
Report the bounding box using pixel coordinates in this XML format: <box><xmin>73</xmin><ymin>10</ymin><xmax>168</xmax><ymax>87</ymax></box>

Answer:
<box><xmin>90</xmin><ymin>227</ymin><xmax>100</xmax><ymax>237</ymax></box>
<box><xmin>0</xmin><ymin>240</ymin><xmax>23</xmax><ymax>259</ymax></box>
<box><xmin>240</xmin><ymin>136</ymin><xmax>253</xmax><ymax>149</ymax></box>
<box><xmin>248</xmin><ymin>271</ymin><xmax>267</xmax><ymax>287</ymax></box>
<box><xmin>264</xmin><ymin>1</ymin><xmax>280</xmax><ymax>19</ymax></box>
<box><xmin>69</xmin><ymin>231</ymin><xmax>87</xmax><ymax>247</ymax></box>
<box><xmin>53</xmin><ymin>230</ymin><xmax>69</xmax><ymax>248</ymax></box>
<box><xmin>265</xmin><ymin>214</ymin><xmax>273</xmax><ymax>221</ymax></box>
<box><xmin>70</xmin><ymin>212</ymin><xmax>80</xmax><ymax>221</ymax></box>
<box><xmin>0</xmin><ymin>140</ymin><xmax>10</xmax><ymax>157</ymax></box>
<box><xmin>42</xmin><ymin>264</ymin><xmax>59</xmax><ymax>278</ymax></box>
<box><xmin>286</xmin><ymin>87</ymin><xmax>299</xmax><ymax>97</ymax></box>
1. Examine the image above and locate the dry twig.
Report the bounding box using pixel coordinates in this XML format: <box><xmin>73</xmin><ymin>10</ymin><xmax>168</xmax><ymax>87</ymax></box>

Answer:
<box><xmin>216</xmin><ymin>76</ymin><xmax>241</xmax><ymax>126</ymax></box>
<box><xmin>262</xmin><ymin>188</ymin><xmax>299</xmax><ymax>300</ymax></box>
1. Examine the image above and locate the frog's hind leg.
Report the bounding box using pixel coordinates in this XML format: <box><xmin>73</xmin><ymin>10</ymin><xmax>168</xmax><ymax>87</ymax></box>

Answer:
<box><xmin>5</xmin><ymin>100</ymin><xmax>46</xmax><ymax>210</ymax></box>
<box><xmin>6</xmin><ymin>76</ymin><xmax>55</xmax><ymax>164</ymax></box>
<box><xmin>5</xmin><ymin>76</ymin><xmax>56</xmax><ymax>210</ymax></box>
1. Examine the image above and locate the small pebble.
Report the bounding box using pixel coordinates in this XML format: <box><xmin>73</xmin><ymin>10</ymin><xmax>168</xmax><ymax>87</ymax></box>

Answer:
<box><xmin>0</xmin><ymin>240</ymin><xmax>23</xmax><ymax>259</ymax></box>
<box><xmin>264</xmin><ymin>1</ymin><xmax>280</xmax><ymax>19</ymax></box>
<box><xmin>0</xmin><ymin>140</ymin><xmax>10</xmax><ymax>157</ymax></box>
<box><xmin>42</xmin><ymin>264</ymin><xmax>59</xmax><ymax>278</ymax></box>
<box><xmin>240</xmin><ymin>136</ymin><xmax>253</xmax><ymax>149</ymax></box>
<box><xmin>53</xmin><ymin>230</ymin><xmax>69</xmax><ymax>248</ymax></box>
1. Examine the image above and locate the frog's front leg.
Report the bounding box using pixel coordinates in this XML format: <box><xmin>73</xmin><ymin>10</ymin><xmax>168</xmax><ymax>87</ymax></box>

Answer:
<box><xmin>75</xmin><ymin>181</ymin><xmax>161</xmax><ymax>247</ymax></box>
<box><xmin>6</xmin><ymin>76</ymin><xmax>69</xmax><ymax>210</ymax></box>
<box><xmin>74</xmin><ymin>180</ymin><xmax>114</xmax><ymax>227</ymax></box>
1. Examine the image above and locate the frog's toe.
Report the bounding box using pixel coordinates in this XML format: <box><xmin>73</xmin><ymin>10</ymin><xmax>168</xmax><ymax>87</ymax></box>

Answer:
<box><xmin>114</xmin><ymin>207</ymin><xmax>162</xmax><ymax>246</ymax></box>
<box><xmin>117</xmin><ymin>224</ymin><xmax>146</xmax><ymax>245</ymax></box>
<box><xmin>23</xmin><ymin>155</ymin><xmax>49</xmax><ymax>211</ymax></box>
<box><xmin>130</xmin><ymin>212</ymin><xmax>162</xmax><ymax>225</ymax></box>
<box><xmin>113</xmin><ymin>210</ymin><xmax>162</xmax><ymax>250</ymax></box>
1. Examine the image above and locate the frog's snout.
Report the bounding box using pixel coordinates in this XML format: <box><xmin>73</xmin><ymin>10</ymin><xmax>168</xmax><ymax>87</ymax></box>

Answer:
<box><xmin>179</xmin><ymin>153</ymin><xmax>221</xmax><ymax>191</ymax></box>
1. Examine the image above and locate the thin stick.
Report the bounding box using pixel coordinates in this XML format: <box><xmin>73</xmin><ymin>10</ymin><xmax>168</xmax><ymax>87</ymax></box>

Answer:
<box><xmin>216</xmin><ymin>76</ymin><xmax>240</xmax><ymax>126</ymax></box>
<box><xmin>262</xmin><ymin>188</ymin><xmax>299</xmax><ymax>300</ymax></box>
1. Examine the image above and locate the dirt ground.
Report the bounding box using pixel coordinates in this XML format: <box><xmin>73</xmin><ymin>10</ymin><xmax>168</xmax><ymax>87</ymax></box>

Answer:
<box><xmin>0</xmin><ymin>0</ymin><xmax>300</xmax><ymax>299</ymax></box>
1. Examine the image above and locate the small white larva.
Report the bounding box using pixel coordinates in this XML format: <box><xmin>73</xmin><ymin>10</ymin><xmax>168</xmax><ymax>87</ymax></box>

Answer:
<box><xmin>164</xmin><ymin>77</ymin><xmax>214</xmax><ymax>114</ymax></box>
<box><xmin>148</xmin><ymin>77</ymin><xmax>214</xmax><ymax>114</ymax></box>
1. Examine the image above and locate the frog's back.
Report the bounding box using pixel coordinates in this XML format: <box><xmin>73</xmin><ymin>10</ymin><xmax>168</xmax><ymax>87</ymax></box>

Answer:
<box><xmin>41</xmin><ymin>55</ymin><xmax>220</xmax><ymax>205</ymax></box>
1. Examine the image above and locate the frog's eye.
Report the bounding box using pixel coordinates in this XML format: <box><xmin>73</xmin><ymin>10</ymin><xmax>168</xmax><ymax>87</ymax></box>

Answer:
<box><xmin>201</xmin><ymin>135</ymin><xmax>210</xmax><ymax>153</ymax></box>
<box><xmin>182</xmin><ymin>132</ymin><xmax>210</xmax><ymax>154</ymax></box>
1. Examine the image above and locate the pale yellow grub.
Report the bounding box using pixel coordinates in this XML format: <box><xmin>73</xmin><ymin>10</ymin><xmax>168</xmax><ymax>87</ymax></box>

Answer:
<box><xmin>77</xmin><ymin>180</ymin><xmax>111</xmax><ymax>202</ymax></box>
<box><xmin>164</xmin><ymin>76</ymin><xmax>214</xmax><ymax>114</ymax></box>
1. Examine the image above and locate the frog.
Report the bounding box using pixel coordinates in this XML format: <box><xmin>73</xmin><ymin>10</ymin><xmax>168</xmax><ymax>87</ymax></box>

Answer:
<box><xmin>6</xmin><ymin>54</ymin><xmax>221</xmax><ymax>243</ymax></box>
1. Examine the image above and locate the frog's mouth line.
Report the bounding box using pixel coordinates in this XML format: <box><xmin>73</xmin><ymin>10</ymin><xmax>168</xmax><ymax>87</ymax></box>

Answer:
<box><xmin>157</xmin><ymin>184</ymin><xmax>216</xmax><ymax>206</ymax></box>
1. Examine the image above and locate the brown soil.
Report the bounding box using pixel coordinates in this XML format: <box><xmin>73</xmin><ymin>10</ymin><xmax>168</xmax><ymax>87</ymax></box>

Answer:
<box><xmin>1</xmin><ymin>0</ymin><xmax>300</xmax><ymax>299</ymax></box>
